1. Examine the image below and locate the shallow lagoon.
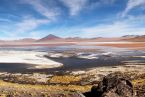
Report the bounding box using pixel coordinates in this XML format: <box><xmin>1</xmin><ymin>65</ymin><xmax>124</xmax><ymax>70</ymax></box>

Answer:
<box><xmin>0</xmin><ymin>45</ymin><xmax>145</xmax><ymax>73</ymax></box>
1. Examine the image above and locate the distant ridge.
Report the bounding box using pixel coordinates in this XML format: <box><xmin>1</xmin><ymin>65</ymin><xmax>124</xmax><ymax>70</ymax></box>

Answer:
<box><xmin>37</xmin><ymin>34</ymin><xmax>62</xmax><ymax>42</ymax></box>
<box><xmin>130</xmin><ymin>35</ymin><xmax>145</xmax><ymax>42</ymax></box>
<box><xmin>1</xmin><ymin>34</ymin><xmax>145</xmax><ymax>42</ymax></box>
<box><xmin>123</xmin><ymin>35</ymin><xmax>145</xmax><ymax>42</ymax></box>
<box><xmin>122</xmin><ymin>35</ymin><xmax>139</xmax><ymax>38</ymax></box>
<box><xmin>14</xmin><ymin>38</ymin><xmax>36</xmax><ymax>42</ymax></box>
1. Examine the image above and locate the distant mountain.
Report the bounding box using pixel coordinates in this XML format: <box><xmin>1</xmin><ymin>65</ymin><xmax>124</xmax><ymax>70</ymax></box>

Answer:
<box><xmin>37</xmin><ymin>34</ymin><xmax>62</xmax><ymax>42</ymax></box>
<box><xmin>7</xmin><ymin>38</ymin><xmax>36</xmax><ymax>42</ymax></box>
<box><xmin>15</xmin><ymin>38</ymin><xmax>37</xmax><ymax>42</ymax></box>
<box><xmin>124</xmin><ymin>35</ymin><xmax>145</xmax><ymax>42</ymax></box>
<box><xmin>122</xmin><ymin>35</ymin><xmax>139</xmax><ymax>38</ymax></box>
<box><xmin>65</xmin><ymin>37</ymin><xmax>82</xmax><ymax>40</ymax></box>
<box><xmin>131</xmin><ymin>35</ymin><xmax>145</xmax><ymax>42</ymax></box>
<box><xmin>0</xmin><ymin>38</ymin><xmax>36</xmax><ymax>43</ymax></box>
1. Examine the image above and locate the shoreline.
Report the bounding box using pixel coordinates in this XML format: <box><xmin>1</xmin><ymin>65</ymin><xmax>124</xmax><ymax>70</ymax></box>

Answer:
<box><xmin>0</xmin><ymin>51</ymin><xmax>63</xmax><ymax>69</ymax></box>
<box><xmin>0</xmin><ymin>44</ymin><xmax>144</xmax><ymax>73</ymax></box>
<box><xmin>0</xmin><ymin>41</ymin><xmax>145</xmax><ymax>50</ymax></box>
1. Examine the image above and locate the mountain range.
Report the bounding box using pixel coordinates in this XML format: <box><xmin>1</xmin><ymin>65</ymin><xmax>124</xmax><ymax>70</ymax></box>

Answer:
<box><xmin>37</xmin><ymin>34</ymin><xmax>62</xmax><ymax>42</ymax></box>
<box><xmin>0</xmin><ymin>34</ymin><xmax>145</xmax><ymax>42</ymax></box>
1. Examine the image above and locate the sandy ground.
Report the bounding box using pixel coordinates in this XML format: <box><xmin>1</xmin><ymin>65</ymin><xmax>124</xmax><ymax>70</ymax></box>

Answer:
<box><xmin>1</xmin><ymin>40</ymin><xmax>145</xmax><ymax>50</ymax></box>
<box><xmin>75</xmin><ymin>42</ymin><xmax>145</xmax><ymax>50</ymax></box>
<box><xmin>0</xmin><ymin>51</ymin><xmax>63</xmax><ymax>69</ymax></box>
<box><xmin>86</xmin><ymin>65</ymin><xmax>145</xmax><ymax>75</ymax></box>
<box><xmin>0</xmin><ymin>65</ymin><xmax>144</xmax><ymax>97</ymax></box>
<box><xmin>0</xmin><ymin>41</ymin><xmax>76</xmax><ymax>47</ymax></box>
<box><xmin>98</xmin><ymin>42</ymin><xmax>145</xmax><ymax>50</ymax></box>
<box><xmin>71</xmin><ymin>65</ymin><xmax>145</xmax><ymax>82</ymax></box>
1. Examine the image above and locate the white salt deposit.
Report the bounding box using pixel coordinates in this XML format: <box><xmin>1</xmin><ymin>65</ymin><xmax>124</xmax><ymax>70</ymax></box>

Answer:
<box><xmin>0</xmin><ymin>51</ymin><xmax>63</xmax><ymax>69</ymax></box>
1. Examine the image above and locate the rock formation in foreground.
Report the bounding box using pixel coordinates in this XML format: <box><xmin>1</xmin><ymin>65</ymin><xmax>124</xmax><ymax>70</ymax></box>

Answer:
<box><xmin>84</xmin><ymin>73</ymin><xmax>134</xmax><ymax>97</ymax></box>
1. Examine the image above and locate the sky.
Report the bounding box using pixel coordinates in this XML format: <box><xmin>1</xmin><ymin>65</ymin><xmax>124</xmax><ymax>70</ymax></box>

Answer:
<box><xmin>0</xmin><ymin>0</ymin><xmax>145</xmax><ymax>40</ymax></box>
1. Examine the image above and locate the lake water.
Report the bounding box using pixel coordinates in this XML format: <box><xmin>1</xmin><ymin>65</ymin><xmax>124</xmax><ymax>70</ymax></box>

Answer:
<box><xmin>0</xmin><ymin>45</ymin><xmax>145</xmax><ymax>73</ymax></box>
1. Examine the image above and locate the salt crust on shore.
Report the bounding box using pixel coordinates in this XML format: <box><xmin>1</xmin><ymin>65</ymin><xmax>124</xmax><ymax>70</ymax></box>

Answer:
<box><xmin>71</xmin><ymin>65</ymin><xmax>145</xmax><ymax>81</ymax></box>
<box><xmin>0</xmin><ymin>51</ymin><xmax>63</xmax><ymax>69</ymax></box>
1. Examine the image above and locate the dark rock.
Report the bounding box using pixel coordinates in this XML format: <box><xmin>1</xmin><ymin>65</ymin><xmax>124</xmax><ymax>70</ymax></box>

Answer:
<box><xmin>84</xmin><ymin>73</ymin><xmax>134</xmax><ymax>97</ymax></box>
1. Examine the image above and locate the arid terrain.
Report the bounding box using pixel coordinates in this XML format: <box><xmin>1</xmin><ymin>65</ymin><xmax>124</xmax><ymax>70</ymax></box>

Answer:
<box><xmin>1</xmin><ymin>0</ymin><xmax>145</xmax><ymax>96</ymax></box>
<box><xmin>0</xmin><ymin>35</ymin><xmax>144</xmax><ymax>97</ymax></box>
<box><xmin>0</xmin><ymin>65</ymin><xmax>145</xmax><ymax>97</ymax></box>
<box><xmin>0</xmin><ymin>35</ymin><xmax>145</xmax><ymax>50</ymax></box>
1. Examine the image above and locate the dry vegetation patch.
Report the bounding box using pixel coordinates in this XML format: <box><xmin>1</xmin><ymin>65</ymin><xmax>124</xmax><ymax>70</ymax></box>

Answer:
<box><xmin>49</xmin><ymin>75</ymin><xmax>81</xmax><ymax>84</ymax></box>
<box><xmin>0</xmin><ymin>80</ymin><xmax>92</xmax><ymax>97</ymax></box>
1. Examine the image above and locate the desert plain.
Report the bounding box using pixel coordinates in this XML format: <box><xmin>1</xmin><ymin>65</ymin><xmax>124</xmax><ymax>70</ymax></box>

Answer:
<box><xmin>0</xmin><ymin>35</ymin><xmax>144</xmax><ymax>96</ymax></box>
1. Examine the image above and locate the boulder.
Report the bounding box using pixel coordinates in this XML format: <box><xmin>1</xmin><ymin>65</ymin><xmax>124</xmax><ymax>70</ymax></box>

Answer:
<box><xmin>84</xmin><ymin>73</ymin><xmax>134</xmax><ymax>97</ymax></box>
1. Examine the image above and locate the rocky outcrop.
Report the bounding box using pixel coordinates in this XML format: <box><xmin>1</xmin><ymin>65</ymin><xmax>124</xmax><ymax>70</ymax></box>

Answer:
<box><xmin>84</xmin><ymin>73</ymin><xmax>134</xmax><ymax>97</ymax></box>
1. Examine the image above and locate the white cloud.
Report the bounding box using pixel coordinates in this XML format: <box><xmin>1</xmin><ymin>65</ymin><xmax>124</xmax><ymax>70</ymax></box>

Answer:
<box><xmin>15</xmin><ymin>17</ymin><xmax>49</xmax><ymax>33</ymax></box>
<box><xmin>21</xmin><ymin>0</ymin><xmax>59</xmax><ymax>20</ymax></box>
<box><xmin>122</xmin><ymin>0</ymin><xmax>145</xmax><ymax>17</ymax></box>
<box><xmin>79</xmin><ymin>22</ymin><xmax>130</xmax><ymax>37</ymax></box>
<box><xmin>60</xmin><ymin>15</ymin><xmax>145</xmax><ymax>38</ymax></box>
<box><xmin>6</xmin><ymin>0</ymin><xmax>61</xmax><ymax>39</ymax></box>
<box><xmin>60</xmin><ymin>0</ymin><xmax>88</xmax><ymax>16</ymax></box>
<box><xmin>0</xmin><ymin>16</ymin><xmax>50</xmax><ymax>39</ymax></box>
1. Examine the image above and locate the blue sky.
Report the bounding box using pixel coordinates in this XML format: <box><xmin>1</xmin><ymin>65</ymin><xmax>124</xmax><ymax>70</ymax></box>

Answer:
<box><xmin>0</xmin><ymin>0</ymin><xmax>145</xmax><ymax>39</ymax></box>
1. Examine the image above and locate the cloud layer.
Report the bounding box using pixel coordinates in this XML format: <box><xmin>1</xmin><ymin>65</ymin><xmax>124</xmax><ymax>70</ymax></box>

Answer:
<box><xmin>60</xmin><ymin>0</ymin><xmax>88</xmax><ymax>16</ymax></box>
<box><xmin>0</xmin><ymin>0</ymin><xmax>145</xmax><ymax>39</ymax></box>
<box><xmin>21</xmin><ymin>0</ymin><xmax>60</xmax><ymax>20</ymax></box>
<box><xmin>122</xmin><ymin>0</ymin><xmax>145</xmax><ymax>17</ymax></box>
